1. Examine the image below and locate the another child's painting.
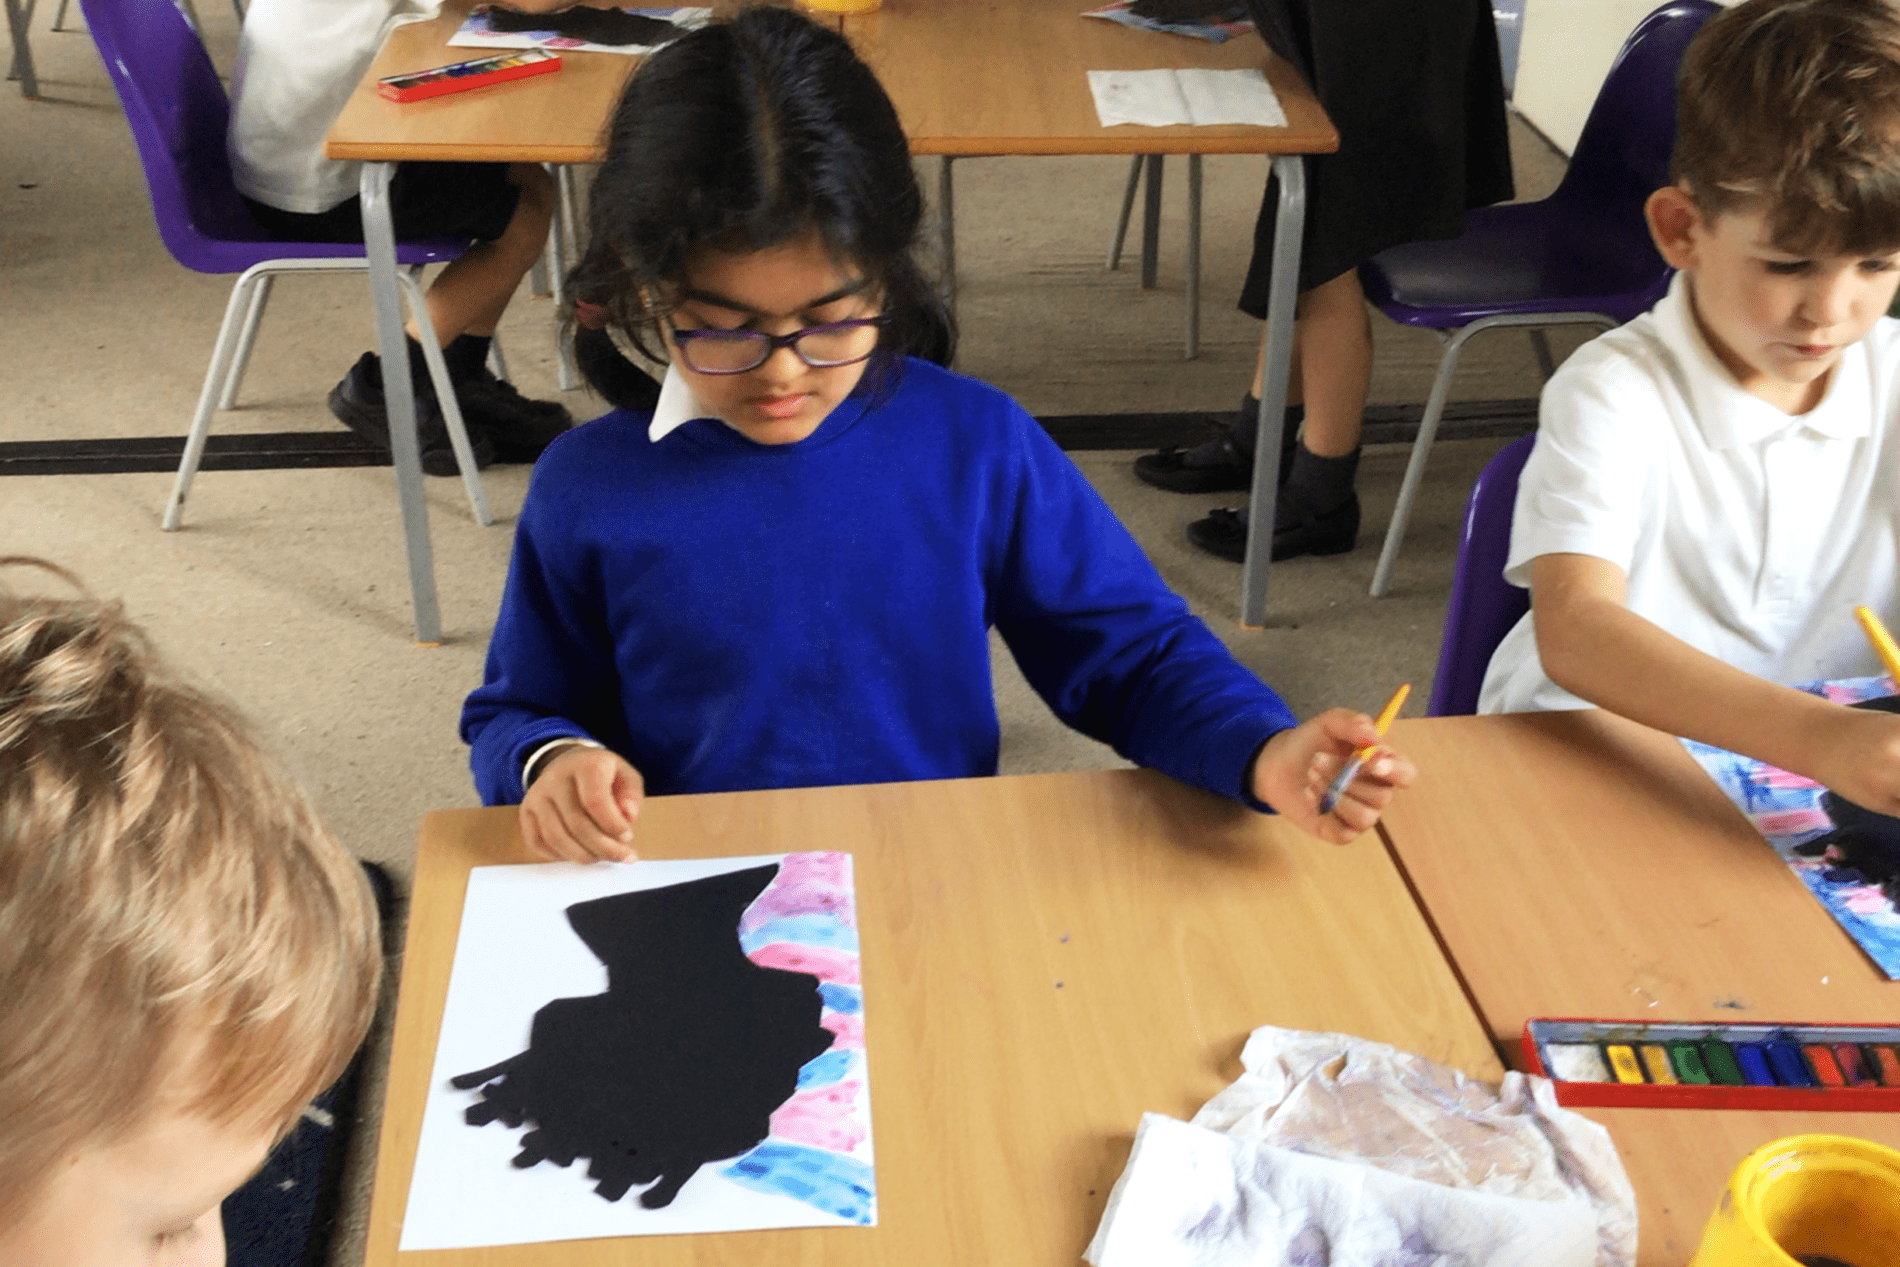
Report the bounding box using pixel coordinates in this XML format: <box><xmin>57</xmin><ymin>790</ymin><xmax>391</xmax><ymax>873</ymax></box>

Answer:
<box><xmin>1683</xmin><ymin>675</ymin><xmax>1900</xmax><ymax>979</ymax></box>
<box><xmin>401</xmin><ymin>852</ymin><xmax>873</xmax><ymax>1251</ymax></box>
<box><xmin>449</xmin><ymin>5</ymin><xmax>711</xmax><ymax>56</ymax></box>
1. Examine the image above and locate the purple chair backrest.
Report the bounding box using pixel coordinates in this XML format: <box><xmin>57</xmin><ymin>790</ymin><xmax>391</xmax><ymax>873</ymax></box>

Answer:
<box><xmin>1542</xmin><ymin>0</ymin><xmax>1720</xmax><ymax>315</ymax></box>
<box><xmin>79</xmin><ymin>0</ymin><xmax>266</xmax><ymax>270</ymax></box>
<box><xmin>1428</xmin><ymin>434</ymin><xmax>1536</xmax><ymax>717</ymax></box>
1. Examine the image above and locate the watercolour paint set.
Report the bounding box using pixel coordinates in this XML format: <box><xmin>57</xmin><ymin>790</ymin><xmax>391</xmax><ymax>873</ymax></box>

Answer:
<box><xmin>1524</xmin><ymin>1018</ymin><xmax>1900</xmax><ymax>1111</ymax></box>
<box><xmin>377</xmin><ymin>49</ymin><xmax>561</xmax><ymax>102</ymax></box>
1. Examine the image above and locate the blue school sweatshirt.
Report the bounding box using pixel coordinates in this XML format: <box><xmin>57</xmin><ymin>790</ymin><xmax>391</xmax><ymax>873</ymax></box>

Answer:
<box><xmin>462</xmin><ymin>357</ymin><xmax>1297</xmax><ymax>805</ymax></box>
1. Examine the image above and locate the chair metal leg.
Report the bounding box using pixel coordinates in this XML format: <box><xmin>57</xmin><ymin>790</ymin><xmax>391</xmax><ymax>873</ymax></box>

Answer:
<box><xmin>1108</xmin><ymin>155</ymin><xmax>1142</xmax><ymax>270</ymax></box>
<box><xmin>164</xmin><ymin>268</ymin><xmax>267</xmax><ymax>531</ymax></box>
<box><xmin>1366</xmin><ymin>312</ymin><xmax>1616</xmax><ymax>597</ymax></box>
<box><xmin>398</xmin><ymin>271</ymin><xmax>494</xmax><ymax>529</ymax></box>
<box><xmin>51</xmin><ymin>0</ymin><xmax>67</xmax><ymax>33</ymax></box>
<box><xmin>5</xmin><ymin>0</ymin><xmax>39</xmax><ymax>97</ymax></box>
<box><xmin>1185</xmin><ymin>154</ymin><xmax>1201</xmax><ymax>359</ymax></box>
<box><xmin>488</xmin><ymin>333</ymin><xmax>509</xmax><ymax>383</ymax></box>
<box><xmin>937</xmin><ymin>155</ymin><xmax>956</xmax><ymax>313</ymax></box>
<box><xmin>1529</xmin><ymin>327</ymin><xmax>1557</xmax><ymax>380</ymax></box>
<box><xmin>218</xmin><ymin>272</ymin><xmax>273</xmax><ymax>409</ymax></box>
<box><xmin>1369</xmin><ymin>327</ymin><xmax>1477</xmax><ymax>598</ymax></box>
<box><xmin>175</xmin><ymin>0</ymin><xmax>200</xmax><ymax>33</ymax></box>
<box><xmin>1140</xmin><ymin>155</ymin><xmax>1163</xmax><ymax>289</ymax></box>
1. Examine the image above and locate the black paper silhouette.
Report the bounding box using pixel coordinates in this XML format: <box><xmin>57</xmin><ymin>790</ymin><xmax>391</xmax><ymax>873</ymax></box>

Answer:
<box><xmin>450</xmin><ymin>864</ymin><xmax>833</xmax><ymax>1209</ymax></box>
<box><xmin>485</xmin><ymin>5</ymin><xmax>685</xmax><ymax>48</ymax></box>
<box><xmin>1796</xmin><ymin>693</ymin><xmax>1900</xmax><ymax>904</ymax></box>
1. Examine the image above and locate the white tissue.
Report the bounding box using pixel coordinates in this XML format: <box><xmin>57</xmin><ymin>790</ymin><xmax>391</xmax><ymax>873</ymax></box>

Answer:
<box><xmin>1084</xmin><ymin>1026</ymin><xmax>1637</xmax><ymax>1267</ymax></box>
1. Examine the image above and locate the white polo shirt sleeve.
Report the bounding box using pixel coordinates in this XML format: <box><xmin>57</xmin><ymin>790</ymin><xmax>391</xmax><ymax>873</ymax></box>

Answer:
<box><xmin>1502</xmin><ymin>346</ymin><xmax>1664</xmax><ymax>588</ymax></box>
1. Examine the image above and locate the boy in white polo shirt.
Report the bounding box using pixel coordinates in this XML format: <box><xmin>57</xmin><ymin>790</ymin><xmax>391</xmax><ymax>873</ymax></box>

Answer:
<box><xmin>228</xmin><ymin>0</ymin><xmax>579</xmax><ymax>474</ymax></box>
<box><xmin>1480</xmin><ymin>0</ymin><xmax>1900</xmax><ymax>812</ymax></box>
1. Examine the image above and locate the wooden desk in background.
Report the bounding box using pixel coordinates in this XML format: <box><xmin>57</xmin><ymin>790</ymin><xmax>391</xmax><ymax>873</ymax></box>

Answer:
<box><xmin>363</xmin><ymin>769</ymin><xmax>1501</xmax><ymax>1266</ymax></box>
<box><xmin>327</xmin><ymin>0</ymin><xmax>1333</xmax><ymax>638</ymax></box>
<box><xmin>1377</xmin><ymin>709</ymin><xmax>1900</xmax><ymax>1263</ymax></box>
<box><xmin>845</xmin><ymin>0</ymin><xmax>1337</xmax><ymax>627</ymax></box>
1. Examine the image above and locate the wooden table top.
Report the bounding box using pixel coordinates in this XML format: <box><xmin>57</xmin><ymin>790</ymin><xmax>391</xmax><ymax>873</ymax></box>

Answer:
<box><xmin>1377</xmin><ymin>709</ymin><xmax>1900</xmax><ymax>1265</ymax></box>
<box><xmin>328</xmin><ymin>0</ymin><xmax>666</xmax><ymax>163</ymax></box>
<box><xmin>843</xmin><ymin>0</ymin><xmax>1337</xmax><ymax>157</ymax></box>
<box><xmin>364</xmin><ymin>768</ymin><xmax>1500</xmax><ymax>1266</ymax></box>
<box><xmin>328</xmin><ymin>0</ymin><xmax>1334</xmax><ymax>163</ymax></box>
<box><xmin>1377</xmin><ymin>709</ymin><xmax>1899</xmax><ymax>1046</ymax></box>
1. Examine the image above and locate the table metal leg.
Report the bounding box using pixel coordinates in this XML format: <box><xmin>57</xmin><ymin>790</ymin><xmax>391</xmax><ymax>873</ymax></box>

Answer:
<box><xmin>1239</xmin><ymin>154</ymin><xmax>1305</xmax><ymax>628</ymax></box>
<box><xmin>551</xmin><ymin>163</ymin><xmax>580</xmax><ymax>390</ymax></box>
<box><xmin>938</xmin><ymin>155</ymin><xmax>956</xmax><ymax>312</ymax></box>
<box><xmin>360</xmin><ymin>161</ymin><xmax>444</xmax><ymax>644</ymax></box>
<box><xmin>6</xmin><ymin>0</ymin><xmax>39</xmax><ymax>98</ymax></box>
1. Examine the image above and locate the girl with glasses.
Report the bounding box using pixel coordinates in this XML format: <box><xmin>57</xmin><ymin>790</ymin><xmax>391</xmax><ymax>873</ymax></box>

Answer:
<box><xmin>461</xmin><ymin>7</ymin><xmax>1414</xmax><ymax>862</ymax></box>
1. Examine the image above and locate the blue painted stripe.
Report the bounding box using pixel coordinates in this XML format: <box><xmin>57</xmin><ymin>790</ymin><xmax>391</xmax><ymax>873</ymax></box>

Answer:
<box><xmin>796</xmin><ymin>1047</ymin><xmax>861</xmax><ymax>1090</ymax></box>
<box><xmin>738</xmin><ymin>914</ymin><xmax>859</xmax><ymax>954</ymax></box>
<box><xmin>819</xmin><ymin>982</ymin><xmax>863</xmax><ymax>1014</ymax></box>
<box><xmin>723</xmin><ymin>1142</ymin><xmax>875</xmax><ymax>1225</ymax></box>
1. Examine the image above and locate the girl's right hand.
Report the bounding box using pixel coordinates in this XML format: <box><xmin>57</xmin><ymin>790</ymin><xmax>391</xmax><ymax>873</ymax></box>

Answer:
<box><xmin>520</xmin><ymin>745</ymin><xmax>645</xmax><ymax>863</ymax></box>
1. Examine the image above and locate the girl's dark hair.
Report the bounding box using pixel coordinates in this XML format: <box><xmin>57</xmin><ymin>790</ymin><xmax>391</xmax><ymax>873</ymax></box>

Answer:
<box><xmin>569</xmin><ymin>7</ymin><xmax>955</xmax><ymax>408</ymax></box>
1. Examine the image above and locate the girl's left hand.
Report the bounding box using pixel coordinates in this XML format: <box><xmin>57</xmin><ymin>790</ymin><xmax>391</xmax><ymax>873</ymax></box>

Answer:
<box><xmin>1249</xmin><ymin>710</ymin><xmax>1417</xmax><ymax>844</ymax></box>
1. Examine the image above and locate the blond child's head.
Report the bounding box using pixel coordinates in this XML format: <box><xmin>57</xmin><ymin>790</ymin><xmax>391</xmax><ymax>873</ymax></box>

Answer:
<box><xmin>1647</xmin><ymin>0</ymin><xmax>1900</xmax><ymax>412</ymax></box>
<box><xmin>0</xmin><ymin>560</ymin><xmax>382</xmax><ymax>1266</ymax></box>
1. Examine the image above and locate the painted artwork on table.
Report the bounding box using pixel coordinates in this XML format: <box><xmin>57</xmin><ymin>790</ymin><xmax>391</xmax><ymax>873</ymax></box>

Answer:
<box><xmin>399</xmin><ymin>852</ymin><xmax>874</xmax><ymax>1251</ymax></box>
<box><xmin>448</xmin><ymin>5</ymin><xmax>711</xmax><ymax>56</ymax></box>
<box><xmin>1080</xmin><ymin>1</ymin><xmax>1253</xmax><ymax>44</ymax></box>
<box><xmin>1682</xmin><ymin>675</ymin><xmax>1900</xmax><ymax>979</ymax></box>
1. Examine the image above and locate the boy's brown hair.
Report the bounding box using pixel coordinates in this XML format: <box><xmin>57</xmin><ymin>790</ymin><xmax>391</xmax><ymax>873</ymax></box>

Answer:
<box><xmin>1674</xmin><ymin>0</ymin><xmax>1900</xmax><ymax>253</ymax></box>
<box><xmin>0</xmin><ymin>559</ymin><xmax>382</xmax><ymax>1230</ymax></box>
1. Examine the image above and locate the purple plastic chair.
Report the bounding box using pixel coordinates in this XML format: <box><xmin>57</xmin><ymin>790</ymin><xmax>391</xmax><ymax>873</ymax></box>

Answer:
<box><xmin>1427</xmin><ymin>433</ymin><xmax>1534</xmax><ymax>717</ymax></box>
<box><xmin>78</xmin><ymin>0</ymin><xmax>491</xmax><ymax>529</ymax></box>
<box><xmin>1362</xmin><ymin>0</ymin><xmax>1719</xmax><ymax>599</ymax></box>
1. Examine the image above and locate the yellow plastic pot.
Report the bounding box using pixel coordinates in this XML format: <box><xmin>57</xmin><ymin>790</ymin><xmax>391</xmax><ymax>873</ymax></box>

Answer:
<box><xmin>1690</xmin><ymin>1134</ymin><xmax>1900</xmax><ymax>1267</ymax></box>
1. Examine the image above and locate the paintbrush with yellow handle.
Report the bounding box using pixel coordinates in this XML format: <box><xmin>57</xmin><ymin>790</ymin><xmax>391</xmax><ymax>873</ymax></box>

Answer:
<box><xmin>1316</xmin><ymin>683</ymin><xmax>1410</xmax><ymax>816</ymax></box>
<box><xmin>1855</xmin><ymin>605</ymin><xmax>1900</xmax><ymax>687</ymax></box>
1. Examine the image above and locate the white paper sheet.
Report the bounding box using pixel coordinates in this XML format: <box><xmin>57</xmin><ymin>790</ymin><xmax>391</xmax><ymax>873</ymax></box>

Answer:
<box><xmin>400</xmin><ymin>852</ymin><xmax>875</xmax><ymax>1251</ymax></box>
<box><xmin>1086</xmin><ymin>68</ymin><xmax>1287</xmax><ymax>128</ymax></box>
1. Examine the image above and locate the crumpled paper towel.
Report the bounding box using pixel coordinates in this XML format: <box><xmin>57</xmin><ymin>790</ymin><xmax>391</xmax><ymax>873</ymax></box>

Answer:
<box><xmin>1084</xmin><ymin>1026</ymin><xmax>1637</xmax><ymax>1267</ymax></box>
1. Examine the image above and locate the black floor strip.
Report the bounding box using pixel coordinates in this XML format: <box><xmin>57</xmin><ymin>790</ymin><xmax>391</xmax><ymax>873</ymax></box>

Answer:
<box><xmin>0</xmin><ymin>400</ymin><xmax>1540</xmax><ymax>475</ymax></box>
<box><xmin>0</xmin><ymin>432</ymin><xmax>390</xmax><ymax>476</ymax></box>
<box><xmin>1038</xmin><ymin>398</ymin><xmax>1538</xmax><ymax>451</ymax></box>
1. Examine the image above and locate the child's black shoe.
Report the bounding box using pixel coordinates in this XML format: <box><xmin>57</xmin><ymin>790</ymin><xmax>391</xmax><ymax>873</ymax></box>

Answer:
<box><xmin>453</xmin><ymin>368</ymin><xmax>574</xmax><ymax>463</ymax></box>
<box><xmin>1185</xmin><ymin>492</ymin><xmax>1362</xmax><ymax>563</ymax></box>
<box><xmin>1134</xmin><ymin>434</ymin><xmax>1252</xmax><ymax>493</ymax></box>
<box><xmin>327</xmin><ymin>352</ymin><xmax>494</xmax><ymax>477</ymax></box>
<box><xmin>1135</xmin><ymin>399</ymin><xmax>1303</xmax><ymax>494</ymax></box>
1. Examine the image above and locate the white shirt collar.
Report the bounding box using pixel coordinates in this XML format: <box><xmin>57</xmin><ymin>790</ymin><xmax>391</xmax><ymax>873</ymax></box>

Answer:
<box><xmin>648</xmin><ymin>367</ymin><xmax>716</xmax><ymax>442</ymax></box>
<box><xmin>1655</xmin><ymin>272</ymin><xmax>1871</xmax><ymax>448</ymax></box>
